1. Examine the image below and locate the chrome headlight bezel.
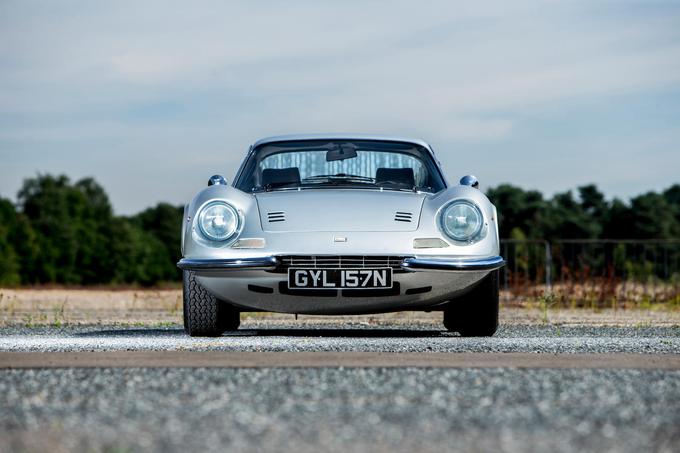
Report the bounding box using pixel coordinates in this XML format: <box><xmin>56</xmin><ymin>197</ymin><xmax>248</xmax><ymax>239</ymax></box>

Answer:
<box><xmin>196</xmin><ymin>200</ymin><xmax>241</xmax><ymax>243</ymax></box>
<box><xmin>438</xmin><ymin>199</ymin><xmax>487</xmax><ymax>244</ymax></box>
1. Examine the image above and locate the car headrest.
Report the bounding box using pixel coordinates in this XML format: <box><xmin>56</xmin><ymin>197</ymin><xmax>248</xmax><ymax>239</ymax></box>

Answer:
<box><xmin>261</xmin><ymin>167</ymin><xmax>301</xmax><ymax>187</ymax></box>
<box><xmin>376</xmin><ymin>168</ymin><xmax>415</xmax><ymax>187</ymax></box>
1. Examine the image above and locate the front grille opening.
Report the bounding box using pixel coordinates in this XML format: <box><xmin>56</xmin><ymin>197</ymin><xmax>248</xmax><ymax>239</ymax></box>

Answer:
<box><xmin>405</xmin><ymin>286</ymin><xmax>432</xmax><ymax>295</ymax></box>
<box><xmin>275</xmin><ymin>255</ymin><xmax>408</xmax><ymax>272</ymax></box>
<box><xmin>248</xmin><ymin>284</ymin><xmax>274</xmax><ymax>294</ymax></box>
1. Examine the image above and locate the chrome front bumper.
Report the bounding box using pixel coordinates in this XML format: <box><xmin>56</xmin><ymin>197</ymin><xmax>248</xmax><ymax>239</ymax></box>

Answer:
<box><xmin>177</xmin><ymin>257</ymin><xmax>278</xmax><ymax>271</ymax></box>
<box><xmin>178</xmin><ymin>255</ymin><xmax>505</xmax><ymax>314</ymax></box>
<box><xmin>401</xmin><ymin>256</ymin><xmax>505</xmax><ymax>271</ymax></box>
<box><xmin>177</xmin><ymin>255</ymin><xmax>505</xmax><ymax>272</ymax></box>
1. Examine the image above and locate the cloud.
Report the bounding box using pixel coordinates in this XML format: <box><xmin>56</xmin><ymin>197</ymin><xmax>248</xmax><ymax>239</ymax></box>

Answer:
<box><xmin>0</xmin><ymin>0</ymin><xmax>679</xmax><ymax>213</ymax></box>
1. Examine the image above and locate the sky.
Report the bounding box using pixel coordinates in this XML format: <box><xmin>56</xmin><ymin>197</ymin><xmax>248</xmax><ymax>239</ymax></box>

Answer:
<box><xmin>1</xmin><ymin>0</ymin><xmax>679</xmax><ymax>214</ymax></box>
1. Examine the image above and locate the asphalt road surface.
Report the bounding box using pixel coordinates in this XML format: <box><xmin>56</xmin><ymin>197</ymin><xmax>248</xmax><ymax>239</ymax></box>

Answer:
<box><xmin>1</xmin><ymin>321</ymin><xmax>679</xmax><ymax>452</ymax></box>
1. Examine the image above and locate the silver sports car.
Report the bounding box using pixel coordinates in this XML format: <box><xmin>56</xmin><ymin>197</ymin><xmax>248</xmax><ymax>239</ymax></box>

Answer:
<box><xmin>178</xmin><ymin>134</ymin><xmax>505</xmax><ymax>336</ymax></box>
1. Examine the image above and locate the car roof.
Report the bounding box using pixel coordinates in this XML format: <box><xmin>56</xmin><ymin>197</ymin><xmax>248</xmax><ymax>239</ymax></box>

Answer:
<box><xmin>251</xmin><ymin>134</ymin><xmax>435</xmax><ymax>154</ymax></box>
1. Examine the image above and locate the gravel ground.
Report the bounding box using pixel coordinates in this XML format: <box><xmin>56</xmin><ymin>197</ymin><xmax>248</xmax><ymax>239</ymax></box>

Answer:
<box><xmin>2</xmin><ymin>321</ymin><xmax>679</xmax><ymax>452</ymax></box>
<box><xmin>1</xmin><ymin>367</ymin><xmax>679</xmax><ymax>453</ymax></box>
<box><xmin>0</xmin><ymin>323</ymin><xmax>678</xmax><ymax>353</ymax></box>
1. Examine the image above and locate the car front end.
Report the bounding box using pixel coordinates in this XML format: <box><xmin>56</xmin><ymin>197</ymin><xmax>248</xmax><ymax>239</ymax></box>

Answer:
<box><xmin>179</xmin><ymin>136</ymin><xmax>503</xmax><ymax>315</ymax></box>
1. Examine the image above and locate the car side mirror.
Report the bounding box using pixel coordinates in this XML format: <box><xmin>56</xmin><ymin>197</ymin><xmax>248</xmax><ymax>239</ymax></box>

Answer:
<box><xmin>208</xmin><ymin>175</ymin><xmax>228</xmax><ymax>186</ymax></box>
<box><xmin>459</xmin><ymin>175</ymin><xmax>479</xmax><ymax>189</ymax></box>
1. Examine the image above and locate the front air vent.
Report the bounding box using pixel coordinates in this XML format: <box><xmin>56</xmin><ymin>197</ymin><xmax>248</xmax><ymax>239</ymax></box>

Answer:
<box><xmin>394</xmin><ymin>211</ymin><xmax>413</xmax><ymax>222</ymax></box>
<box><xmin>267</xmin><ymin>211</ymin><xmax>286</xmax><ymax>223</ymax></box>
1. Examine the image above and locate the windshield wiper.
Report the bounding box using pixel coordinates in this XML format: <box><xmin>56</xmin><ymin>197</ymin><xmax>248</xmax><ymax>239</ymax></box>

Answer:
<box><xmin>303</xmin><ymin>174</ymin><xmax>376</xmax><ymax>184</ymax></box>
<box><xmin>261</xmin><ymin>182</ymin><xmax>300</xmax><ymax>192</ymax></box>
<box><xmin>376</xmin><ymin>182</ymin><xmax>435</xmax><ymax>193</ymax></box>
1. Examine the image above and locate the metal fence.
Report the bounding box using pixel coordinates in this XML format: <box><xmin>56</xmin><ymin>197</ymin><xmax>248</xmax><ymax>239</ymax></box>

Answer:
<box><xmin>499</xmin><ymin>239</ymin><xmax>680</xmax><ymax>305</ymax></box>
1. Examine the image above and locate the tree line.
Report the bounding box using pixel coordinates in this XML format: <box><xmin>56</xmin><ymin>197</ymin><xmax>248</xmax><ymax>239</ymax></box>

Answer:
<box><xmin>0</xmin><ymin>174</ymin><xmax>678</xmax><ymax>286</ymax></box>
<box><xmin>487</xmin><ymin>183</ymin><xmax>680</xmax><ymax>241</ymax></box>
<box><xmin>0</xmin><ymin>175</ymin><xmax>182</xmax><ymax>286</ymax></box>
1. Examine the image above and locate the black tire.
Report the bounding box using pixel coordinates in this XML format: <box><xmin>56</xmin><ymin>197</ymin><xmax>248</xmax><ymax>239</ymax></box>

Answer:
<box><xmin>183</xmin><ymin>270</ymin><xmax>240</xmax><ymax>337</ymax></box>
<box><xmin>443</xmin><ymin>270</ymin><xmax>499</xmax><ymax>337</ymax></box>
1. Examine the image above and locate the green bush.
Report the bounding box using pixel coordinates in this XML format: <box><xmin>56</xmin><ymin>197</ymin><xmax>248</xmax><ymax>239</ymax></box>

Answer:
<box><xmin>2</xmin><ymin>174</ymin><xmax>183</xmax><ymax>286</ymax></box>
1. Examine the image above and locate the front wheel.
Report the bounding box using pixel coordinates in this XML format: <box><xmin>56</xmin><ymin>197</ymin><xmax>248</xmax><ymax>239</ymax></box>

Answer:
<box><xmin>183</xmin><ymin>270</ymin><xmax>240</xmax><ymax>337</ymax></box>
<box><xmin>443</xmin><ymin>270</ymin><xmax>499</xmax><ymax>337</ymax></box>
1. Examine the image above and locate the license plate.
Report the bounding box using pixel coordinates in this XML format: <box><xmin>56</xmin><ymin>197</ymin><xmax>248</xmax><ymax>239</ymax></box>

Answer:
<box><xmin>288</xmin><ymin>268</ymin><xmax>393</xmax><ymax>289</ymax></box>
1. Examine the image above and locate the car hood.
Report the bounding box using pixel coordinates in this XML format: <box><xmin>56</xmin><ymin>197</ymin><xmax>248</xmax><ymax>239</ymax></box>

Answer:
<box><xmin>254</xmin><ymin>189</ymin><xmax>427</xmax><ymax>232</ymax></box>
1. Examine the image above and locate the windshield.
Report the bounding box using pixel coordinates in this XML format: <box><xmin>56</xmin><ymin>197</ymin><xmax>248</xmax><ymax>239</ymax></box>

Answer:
<box><xmin>235</xmin><ymin>139</ymin><xmax>446</xmax><ymax>193</ymax></box>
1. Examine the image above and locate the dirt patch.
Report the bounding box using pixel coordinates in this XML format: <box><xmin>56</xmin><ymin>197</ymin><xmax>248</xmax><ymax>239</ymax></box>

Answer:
<box><xmin>0</xmin><ymin>289</ymin><xmax>182</xmax><ymax>326</ymax></box>
<box><xmin>0</xmin><ymin>288</ymin><xmax>678</xmax><ymax>327</ymax></box>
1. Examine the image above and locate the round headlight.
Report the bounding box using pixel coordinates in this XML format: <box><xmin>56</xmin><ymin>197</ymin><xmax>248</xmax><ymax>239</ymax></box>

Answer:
<box><xmin>197</xmin><ymin>202</ymin><xmax>239</xmax><ymax>242</ymax></box>
<box><xmin>440</xmin><ymin>200</ymin><xmax>484</xmax><ymax>242</ymax></box>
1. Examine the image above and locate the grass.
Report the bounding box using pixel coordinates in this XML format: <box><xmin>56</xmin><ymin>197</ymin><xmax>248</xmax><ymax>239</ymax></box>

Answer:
<box><xmin>52</xmin><ymin>297</ymin><xmax>67</xmax><ymax>326</ymax></box>
<box><xmin>537</xmin><ymin>293</ymin><xmax>558</xmax><ymax>324</ymax></box>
